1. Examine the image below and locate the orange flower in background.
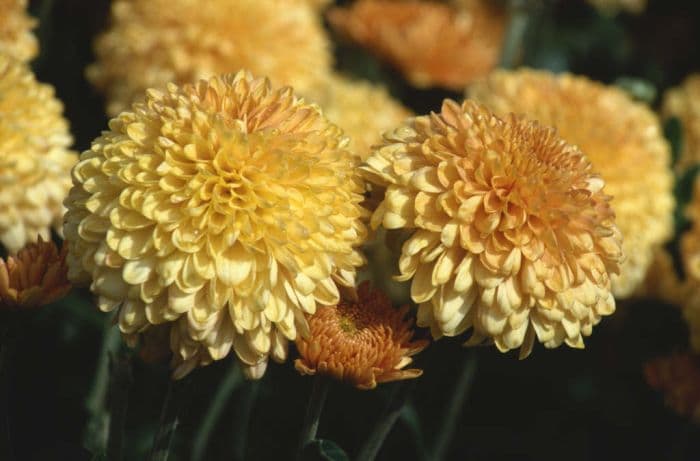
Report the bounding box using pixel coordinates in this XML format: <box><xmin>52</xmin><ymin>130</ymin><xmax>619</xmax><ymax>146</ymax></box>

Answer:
<box><xmin>0</xmin><ymin>0</ymin><xmax>37</xmax><ymax>62</ymax></box>
<box><xmin>295</xmin><ymin>281</ymin><xmax>428</xmax><ymax>389</ymax></box>
<box><xmin>328</xmin><ymin>0</ymin><xmax>505</xmax><ymax>90</ymax></box>
<box><xmin>64</xmin><ymin>71</ymin><xmax>368</xmax><ymax>379</ymax></box>
<box><xmin>645</xmin><ymin>354</ymin><xmax>700</xmax><ymax>421</ymax></box>
<box><xmin>0</xmin><ymin>55</ymin><xmax>77</xmax><ymax>254</ymax></box>
<box><xmin>362</xmin><ymin>100</ymin><xmax>623</xmax><ymax>357</ymax></box>
<box><xmin>88</xmin><ymin>0</ymin><xmax>333</xmax><ymax>116</ymax></box>
<box><xmin>0</xmin><ymin>238</ymin><xmax>70</xmax><ymax>309</ymax></box>
<box><xmin>469</xmin><ymin>69</ymin><xmax>674</xmax><ymax>299</ymax></box>
<box><xmin>662</xmin><ymin>74</ymin><xmax>700</xmax><ymax>173</ymax></box>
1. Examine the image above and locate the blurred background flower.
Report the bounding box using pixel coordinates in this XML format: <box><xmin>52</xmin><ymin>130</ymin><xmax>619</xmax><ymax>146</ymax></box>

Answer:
<box><xmin>0</xmin><ymin>0</ymin><xmax>37</xmax><ymax>62</ymax></box>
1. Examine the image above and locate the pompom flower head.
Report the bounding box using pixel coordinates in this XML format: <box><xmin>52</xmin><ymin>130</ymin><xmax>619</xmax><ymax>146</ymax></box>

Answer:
<box><xmin>0</xmin><ymin>0</ymin><xmax>37</xmax><ymax>62</ymax></box>
<box><xmin>64</xmin><ymin>71</ymin><xmax>368</xmax><ymax>378</ymax></box>
<box><xmin>315</xmin><ymin>75</ymin><xmax>412</xmax><ymax>161</ymax></box>
<box><xmin>662</xmin><ymin>74</ymin><xmax>700</xmax><ymax>173</ymax></box>
<box><xmin>0</xmin><ymin>238</ymin><xmax>70</xmax><ymax>309</ymax></box>
<box><xmin>88</xmin><ymin>0</ymin><xmax>333</xmax><ymax>116</ymax></box>
<box><xmin>0</xmin><ymin>55</ymin><xmax>77</xmax><ymax>253</ymax></box>
<box><xmin>295</xmin><ymin>281</ymin><xmax>428</xmax><ymax>389</ymax></box>
<box><xmin>328</xmin><ymin>0</ymin><xmax>505</xmax><ymax>90</ymax></box>
<box><xmin>469</xmin><ymin>69</ymin><xmax>673</xmax><ymax>298</ymax></box>
<box><xmin>361</xmin><ymin>100</ymin><xmax>623</xmax><ymax>357</ymax></box>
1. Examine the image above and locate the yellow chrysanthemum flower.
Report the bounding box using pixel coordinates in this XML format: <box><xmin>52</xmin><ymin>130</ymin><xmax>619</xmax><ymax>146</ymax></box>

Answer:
<box><xmin>313</xmin><ymin>75</ymin><xmax>412</xmax><ymax>161</ymax></box>
<box><xmin>64</xmin><ymin>71</ymin><xmax>368</xmax><ymax>378</ymax></box>
<box><xmin>0</xmin><ymin>0</ymin><xmax>37</xmax><ymax>62</ymax></box>
<box><xmin>586</xmin><ymin>0</ymin><xmax>646</xmax><ymax>15</ymax></box>
<box><xmin>662</xmin><ymin>74</ymin><xmax>700</xmax><ymax>173</ymax></box>
<box><xmin>88</xmin><ymin>0</ymin><xmax>333</xmax><ymax>116</ymax></box>
<box><xmin>295</xmin><ymin>281</ymin><xmax>428</xmax><ymax>389</ymax></box>
<box><xmin>469</xmin><ymin>69</ymin><xmax>674</xmax><ymax>298</ymax></box>
<box><xmin>361</xmin><ymin>100</ymin><xmax>623</xmax><ymax>357</ymax></box>
<box><xmin>0</xmin><ymin>56</ymin><xmax>77</xmax><ymax>253</ymax></box>
<box><xmin>327</xmin><ymin>0</ymin><xmax>505</xmax><ymax>90</ymax></box>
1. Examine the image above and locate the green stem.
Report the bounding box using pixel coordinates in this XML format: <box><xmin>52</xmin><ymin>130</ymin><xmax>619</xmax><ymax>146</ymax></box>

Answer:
<box><xmin>430</xmin><ymin>352</ymin><xmax>478</xmax><ymax>461</ymax></box>
<box><xmin>355</xmin><ymin>382</ymin><xmax>413</xmax><ymax>461</ymax></box>
<box><xmin>148</xmin><ymin>378</ymin><xmax>192</xmax><ymax>461</ymax></box>
<box><xmin>297</xmin><ymin>375</ymin><xmax>330</xmax><ymax>459</ymax></box>
<box><xmin>231</xmin><ymin>379</ymin><xmax>261</xmax><ymax>461</ymax></box>
<box><xmin>499</xmin><ymin>0</ymin><xmax>532</xmax><ymax>69</ymax></box>
<box><xmin>106</xmin><ymin>353</ymin><xmax>133</xmax><ymax>461</ymax></box>
<box><xmin>191</xmin><ymin>363</ymin><xmax>243</xmax><ymax>461</ymax></box>
<box><xmin>84</xmin><ymin>324</ymin><xmax>122</xmax><ymax>455</ymax></box>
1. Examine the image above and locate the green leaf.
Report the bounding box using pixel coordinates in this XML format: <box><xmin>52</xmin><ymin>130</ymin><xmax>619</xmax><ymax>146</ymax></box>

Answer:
<box><xmin>664</xmin><ymin>117</ymin><xmax>684</xmax><ymax>167</ymax></box>
<box><xmin>300</xmin><ymin>439</ymin><xmax>350</xmax><ymax>461</ymax></box>
<box><xmin>614</xmin><ymin>77</ymin><xmax>657</xmax><ymax>104</ymax></box>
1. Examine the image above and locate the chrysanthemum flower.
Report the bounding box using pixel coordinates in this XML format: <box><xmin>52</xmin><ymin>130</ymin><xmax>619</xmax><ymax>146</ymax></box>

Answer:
<box><xmin>645</xmin><ymin>354</ymin><xmax>700</xmax><ymax>421</ymax></box>
<box><xmin>586</xmin><ymin>0</ymin><xmax>647</xmax><ymax>15</ymax></box>
<box><xmin>88</xmin><ymin>0</ymin><xmax>333</xmax><ymax>116</ymax></box>
<box><xmin>361</xmin><ymin>100</ymin><xmax>623</xmax><ymax>357</ymax></box>
<box><xmin>64</xmin><ymin>71</ymin><xmax>368</xmax><ymax>379</ymax></box>
<box><xmin>313</xmin><ymin>75</ymin><xmax>412</xmax><ymax>161</ymax></box>
<box><xmin>0</xmin><ymin>56</ymin><xmax>77</xmax><ymax>253</ymax></box>
<box><xmin>469</xmin><ymin>69</ymin><xmax>674</xmax><ymax>298</ymax></box>
<box><xmin>0</xmin><ymin>238</ymin><xmax>70</xmax><ymax>309</ymax></box>
<box><xmin>295</xmin><ymin>281</ymin><xmax>427</xmax><ymax>389</ymax></box>
<box><xmin>662</xmin><ymin>74</ymin><xmax>700</xmax><ymax>172</ymax></box>
<box><xmin>327</xmin><ymin>0</ymin><xmax>505</xmax><ymax>90</ymax></box>
<box><xmin>0</xmin><ymin>0</ymin><xmax>37</xmax><ymax>62</ymax></box>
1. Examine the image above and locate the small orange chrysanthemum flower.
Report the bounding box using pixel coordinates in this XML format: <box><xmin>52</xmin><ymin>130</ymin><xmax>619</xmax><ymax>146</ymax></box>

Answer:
<box><xmin>645</xmin><ymin>354</ymin><xmax>700</xmax><ymax>421</ymax></box>
<box><xmin>328</xmin><ymin>0</ymin><xmax>505</xmax><ymax>90</ymax></box>
<box><xmin>295</xmin><ymin>282</ymin><xmax>428</xmax><ymax>389</ymax></box>
<box><xmin>0</xmin><ymin>238</ymin><xmax>70</xmax><ymax>309</ymax></box>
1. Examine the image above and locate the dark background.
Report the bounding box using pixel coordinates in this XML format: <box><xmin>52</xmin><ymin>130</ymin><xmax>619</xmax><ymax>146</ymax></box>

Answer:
<box><xmin>6</xmin><ymin>0</ymin><xmax>700</xmax><ymax>459</ymax></box>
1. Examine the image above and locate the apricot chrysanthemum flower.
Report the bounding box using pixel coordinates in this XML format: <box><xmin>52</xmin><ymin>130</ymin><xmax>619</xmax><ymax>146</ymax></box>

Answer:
<box><xmin>295</xmin><ymin>281</ymin><xmax>428</xmax><ymax>389</ymax></box>
<box><xmin>586</xmin><ymin>0</ymin><xmax>646</xmax><ymax>15</ymax></box>
<box><xmin>361</xmin><ymin>100</ymin><xmax>623</xmax><ymax>357</ymax></box>
<box><xmin>0</xmin><ymin>238</ymin><xmax>70</xmax><ymax>309</ymax></box>
<box><xmin>0</xmin><ymin>56</ymin><xmax>77</xmax><ymax>253</ymax></box>
<box><xmin>64</xmin><ymin>71</ymin><xmax>368</xmax><ymax>379</ymax></box>
<box><xmin>469</xmin><ymin>69</ymin><xmax>674</xmax><ymax>298</ymax></box>
<box><xmin>645</xmin><ymin>354</ymin><xmax>700</xmax><ymax>421</ymax></box>
<box><xmin>314</xmin><ymin>75</ymin><xmax>412</xmax><ymax>161</ymax></box>
<box><xmin>0</xmin><ymin>0</ymin><xmax>37</xmax><ymax>62</ymax></box>
<box><xmin>328</xmin><ymin>0</ymin><xmax>505</xmax><ymax>90</ymax></box>
<box><xmin>662</xmin><ymin>74</ymin><xmax>700</xmax><ymax>172</ymax></box>
<box><xmin>88</xmin><ymin>0</ymin><xmax>333</xmax><ymax>116</ymax></box>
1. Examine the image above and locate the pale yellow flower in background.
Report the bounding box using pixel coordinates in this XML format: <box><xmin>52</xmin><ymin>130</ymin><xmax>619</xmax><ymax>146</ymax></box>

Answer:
<box><xmin>586</xmin><ymin>0</ymin><xmax>647</xmax><ymax>15</ymax></box>
<box><xmin>469</xmin><ymin>69</ymin><xmax>674</xmax><ymax>298</ymax></box>
<box><xmin>0</xmin><ymin>0</ymin><xmax>37</xmax><ymax>62</ymax></box>
<box><xmin>328</xmin><ymin>0</ymin><xmax>505</xmax><ymax>90</ymax></box>
<box><xmin>0</xmin><ymin>55</ymin><xmax>77</xmax><ymax>253</ymax></box>
<box><xmin>662</xmin><ymin>74</ymin><xmax>700</xmax><ymax>173</ymax></box>
<box><xmin>295</xmin><ymin>281</ymin><xmax>428</xmax><ymax>389</ymax></box>
<box><xmin>362</xmin><ymin>100</ymin><xmax>622</xmax><ymax>358</ymax></box>
<box><xmin>312</xmin><ymin>74</ymin><xmax>412</xmax><ymax>161</ymax></box>
<box><xmin>0</xmin><ymin>238</ymin><xmax>70</xmax><ymax>309</ymax></box>
<box><xmin>64</xmin><ymin>71</ymin><xmax>368</xmax><ymax>379</ymax></box>
<box><xmin>88</xmin><ymin>0</ymin><xmax>333</xmax><ymax>116</ymax></box>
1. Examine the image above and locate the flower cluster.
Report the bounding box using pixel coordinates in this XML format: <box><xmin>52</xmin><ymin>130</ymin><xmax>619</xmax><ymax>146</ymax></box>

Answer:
<box><xmin>0</xmin><ymin>0</ymin><xmax>37</xmax><ymax>62</ymax></box>
<box><xmin>0</xmin><ymin>55</ymin><xmax>77</xmax><ymax>253</ymax></box>
<box><xmin>88</xmin><ymin>0</ymin><xmax>332</xmax><ymax>116</ymax></box>
<box><xmin>662</xmin><ymin>74</ymin><xmax>700</xmax><ymax>172</ymax></box>
<box><xmin>362</xmin><ymin>99</ymin><xmax>623</xmax><ymax>357</ymax></box>
<box><xmin>295</xmin><ymin>281</ymin><xmax>428</xmax><ymax>389</ymax></box>
<box><xmin>328</xmin><ymin>0</ymin><xmax>505</xmax><ymax>90</ymax></box>
<box><xmin>0</xmin><ymin>238</ymin><xmax>70</xmax><ymax>309</ymax></box>
<box><xmin>64</xmin><ymin>71</ymin><xmax>368</xmax><ymax>378</ymax></box>
<box><xmin>469</xmin><ymin>69</ymin><xmax>674</xmax><ymax>298</ymax></box>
